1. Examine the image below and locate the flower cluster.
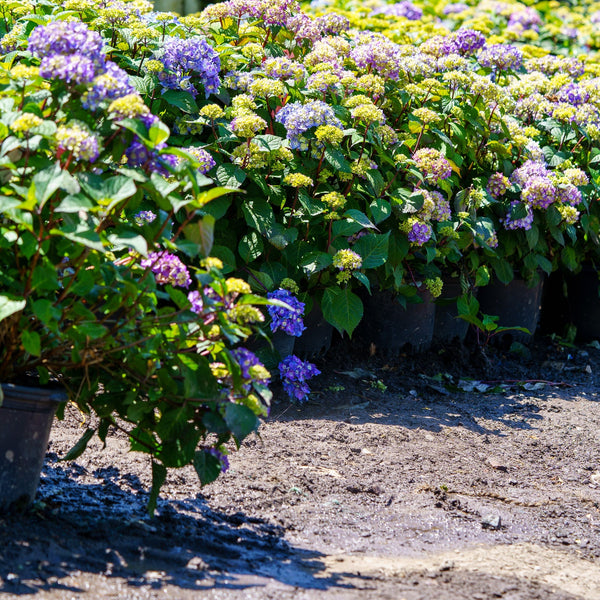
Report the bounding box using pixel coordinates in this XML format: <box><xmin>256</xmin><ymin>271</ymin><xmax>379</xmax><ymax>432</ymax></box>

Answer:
<box><xmin>278</xmin><ymin>355</ymin><xmax>321</xmax><ymax>402</ymax></box>
<box><xmin>140</xmin><ymin>251</ymin><xmax>192</xmax><ymax>287</ymax></box>
<box><xmin>267</xmin><ymin>289</ymin><xmax>306</xmax><ymax>336</ymax></box>
<box><xmin>156</xmin><ymin>37</ymin><xmax>221</xmax><ymax>98</ymax></box>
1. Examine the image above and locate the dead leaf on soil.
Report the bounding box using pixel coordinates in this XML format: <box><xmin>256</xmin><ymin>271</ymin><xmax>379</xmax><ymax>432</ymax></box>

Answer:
<box><xmin>298</xmin><ymin>465</ymin><xmax>343</xmax><ymax>479</ymax></box>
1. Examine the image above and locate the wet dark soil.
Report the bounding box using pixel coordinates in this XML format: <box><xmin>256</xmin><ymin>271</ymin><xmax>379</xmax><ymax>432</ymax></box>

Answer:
<box><xmin>1</xmin><ymin>333</ymin><xmax>600</xmax><ymax>599</ymax></box>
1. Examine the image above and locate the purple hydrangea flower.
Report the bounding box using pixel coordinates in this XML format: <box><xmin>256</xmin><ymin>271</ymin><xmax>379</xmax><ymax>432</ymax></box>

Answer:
<box><xmin>557</xmin><ymin>184</ymin><xmax>582</xmax><ymax>206</ymax></box>
<box><xmin>521</xmin><ymin>176</ymin><xmax>557</xmax><ymax>209</ymax></box>
<box><xmin>156</xmin><ymin>37</ymin><xmax>221</xmax><ymax>98</ymax></box>
<box><xmin>350</xmin><ymin>37</ymin><xmax>404</xmax><ymax>80</ymax></box>
<box><xmin>504</xmin><ymin>201</ymin><xmax>534</xmax><ymax>230</ymax></box>
<box><xmin>408</xmin><ymin>221</ymin><xmax>432</xmax><ymax>245</ymax></box>
<box><xmin>556</xmin><ymin>83</ymin><xmax>590</xmax><ymax>106</ymax></box>
<box><xmin>276</xmin><ymin>100</ymin><xmax>343</xmax><ymax>150</ymax></box>
<box><xmin>28</xmin><ymin>21</ymin><xmax>104</xmax><ymax>62</ymax></box>
<box><xmin>188</xmin><ymin>148</ymin><xmax>216</xmax><ymax>174</ymax></box>
<box><xmin>478</xmin><ymin>44</ymin><xmax>523</xmax><ymax>71</ymax></box>
<box><xmin>372</xmin><ymin>1</ymin><xmax>422</xmax><ymax>20</ymax></box>
<box><xmin>448</xmin><ymin>29</ymin><xmax>486</xmax><ymax>55</ymax></box>
<box><xmin>507</xmin><ymin>7</ymin><xmax>541</xmax><ymax>31</ymax></box>
<box><xmin>443</xmin><ymin>2</ymin><xmax>468</xmax><ymax>14</ymax></box>
<box><xmin>487</xmin><ymin>172</ymin><xmax>511</xmax><ymax>198</ymax></box>
<box><xmin>39</xmin><ymin>54</ymin><xmax>97</xmax><ymax>85</ymax></box>
<box><xmin>232</xmin><ymin>348</ymin><xmax>270</xmax><ymax>385</ymax></box>
<box><xmin>278</xmin><ymin>354</ymin><xmax>320</xmax><ymax>402</ymax></box>
<box><xmin>267</xmin><ymin>289</ymin><xmax>306</xmax><ymax>337</ymax></box>
<box><xmin>187</xmin><ymin>290</ymin><xmax>203</xmax><ymax>314</ymax></box>
<box><xmin>510</xmin><ymin>160</ymin><xmax>548</xmax><ymax>188</ymax></box>
<box><xmin>207</xmin><ymin>447</ymin><xmax>229</xmax><ymax>473</ymax></box>
<box><xmin>134</xmin><ymin>210</ymin><xmax>157</xmax><ymax>225</ymax></box>
<box><xmin>140</xmin><ymin>251</ymin><xmax>191</xmax><ymax>287</ymax></box>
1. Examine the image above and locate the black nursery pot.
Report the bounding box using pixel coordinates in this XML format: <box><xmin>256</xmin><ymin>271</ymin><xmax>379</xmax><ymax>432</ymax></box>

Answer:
<box><xmin>477</xmin><ymin>277</ymin><xmax>544</xmax><ymax>344</ymax></box>
<box><xmin>565</xmin><ymin>265</ymin><xmax>600</xmax><ymax>342</ymax></box>
<box><xmin>293</xmin><ymin>305</ymin><xmax>333</xmax><ymax>359</ymax></box>
<box><xmin>0</xmin><ymin>384</ymin><xmax>65</xmax><ymax>511</ymax></box>
<box><xmin>433</xmin><ymin>279</ymin><xmax>473</xmax><ymax>344</ymax></box>
<box><xmin>359</xmin><ymin>289</ymin><xmax>435</xmax><ymax>355</ymax></box>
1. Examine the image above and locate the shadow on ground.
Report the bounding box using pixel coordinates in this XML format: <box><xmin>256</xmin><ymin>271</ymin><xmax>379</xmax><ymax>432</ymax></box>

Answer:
<box><xmin>0</xmin><ymin>460</ymin><xmax>355</xmax><ymax>596</ymax></box>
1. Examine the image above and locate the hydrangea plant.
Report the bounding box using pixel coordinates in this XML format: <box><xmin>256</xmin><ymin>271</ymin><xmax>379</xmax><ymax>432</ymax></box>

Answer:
<box><xmin>0</xmin><ymin>18</ymin><xmax>275</xmax><ymax>513</ymax></box>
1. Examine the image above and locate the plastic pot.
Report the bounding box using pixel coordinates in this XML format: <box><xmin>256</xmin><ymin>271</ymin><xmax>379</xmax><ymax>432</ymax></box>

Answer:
<box><xmin>293</xmin><ymin>305</ymin><xmax>333</xmax><ymax>359</ymax></box>
<box><xmin>433</xmin><ymin>279</ymin><xmax>473</xmax><ymax>344</ymax></box>
<box><xmin>359</xmin><ymin>289</ymin><xmax>435</xmax><ymax>355</ymax></box>
<box><xmin>565</xmin><ymin>265</ymin><xmax>600</xmax><ymax>342</ymax></box>
<box><xmin>477</xmin><ymin>277</ymin><xmax>544</xmax><ymax>344</ymax></box>
<box><xmin>0</xmin><ymin>384</ymin><xmax>65</xmax><ymax>511</ymax></box>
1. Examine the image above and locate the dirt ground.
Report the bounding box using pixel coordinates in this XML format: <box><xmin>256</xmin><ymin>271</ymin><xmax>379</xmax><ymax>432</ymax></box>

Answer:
<box><xmin>1</xmin><ymin>333</ymin><xmax>600</xmax><ymax>599</ymax></box>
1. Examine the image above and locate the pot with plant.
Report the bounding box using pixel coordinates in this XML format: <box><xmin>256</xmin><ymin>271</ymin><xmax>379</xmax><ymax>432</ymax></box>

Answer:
<box><xmin>0</xmin><ymin>20</ymin><xmax>274</xmax><ymax>513</ymax></box>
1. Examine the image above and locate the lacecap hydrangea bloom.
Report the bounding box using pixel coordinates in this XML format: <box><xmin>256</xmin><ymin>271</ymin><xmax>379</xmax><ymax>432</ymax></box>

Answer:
<box><xmin>278</xmin><ymin>354</ymin><xmax>321</xmax><ymax>402</ymax></box>
<box><xmin>267</xmin><ymin>289</ymin><xmax>306</xmax><ymax>337</ymax></box>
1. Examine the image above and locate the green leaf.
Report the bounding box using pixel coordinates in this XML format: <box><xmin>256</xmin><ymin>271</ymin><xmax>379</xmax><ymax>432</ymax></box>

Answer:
<box><xmin>74</xmin><ymin>323</ymin><xmax>108</xmax><ymax>339</ymax></box>
<box><xmin>324</xmin><ymin>149</ymin><xmax>352</xmax><ymax>173</ymax></box>
<box><xmin>561</xmin><ymin>246</ymin><xmax>578</xmax><ymax>271</ymax></box>
<box><xmin>22</xmin><ymin>330</ymin><xmax>41</xmax><ymax>356</ymax></box>
<box><xmin>32</xmin><ymin>299</ymin><xmax>60</xmax><ymax>325</ymax></box>
<box><xmin>60</xmin><ymin>428</ymin><xmax>95</xmax><ymax>462</ymax></box>
<box><xmin>343</xmin><ymin>209</ymin><xmax>377</xmax><ymax>230</ymax></box>
<box><xmin>148</xmin><ymin>461</ymin><xmax>167</xmax><ymax>516</ymax></box>
<box><xmin>51</xmin><ymin>224</ymin><xmax>104</xmax><ymax>252</ymax></box>
<box><xmin>353</xmin><ymin>271</ymin><xmax>371</xmax><ymax>291</ymax></box>
<box><xmin>253</xmin><ymin>134</ymin><xmax>285</xmax><ymax>151</ymax></box>
<box><xmin>193</xmin><ymin>450</ymin><xmax>222</xmax><ymax>486</ymax></box>
<box><xmin>239</xmin><ymin>231</ymin><xmax>264</xmax><ymax>263</ymax></box>
<box><xmin>0</xmin><ymin>294</ymin><xmax>26</xmax><ymax>322</ymax></box>
<box><xmin>475</xmin><ymin>266</ymin><xmax>490</xmax><ymax>287</ymax></box>
<box><xmin>224</xmin><ymin>403</ymin><xmax>259</xmax><ymax>443</ymax></box>
<box><xmin>490</xmin><ymin>259</ymin><xmax>514</xmax><ymax>284</ymax></box>
<box><xmin>525</xmin><ymin>224</ymin><xmax>539</xmax><ymax>249</ymax></box>
<box><xmin>242</xmin><ymin>197</ymin><xmax>275</xmax><ymax>235</ymax></box>
<box><xmin>300</xmin><ymin>251</ymin><xmax>332</xmax><ymax>276</ymax></box>
<box><xmin>353</xmin><ymin>232</ymin><xmax>390</xmax><ymax>269</ymax></box>
<box><xmin>161</xmin><ymin>89</ymin><xmax>199</xmax><ymax>113</ymax></box>
<box><xmin>369</xmin><ymin>198</ymin><xmax>391</xmax><ymax>224</ymax></box>
<box><xmin>148</xmin><ymin>120</ymin><xmax>170</xmax><ymax>146</ymax></box>
<box><xmin>184</xmin><ymin>214</ymin><xmax>215</xmax><ymax>257</ymax></box>
<box><xmin>322</xmin><ymin>287</ymin><xmax>363</xmax><ymax>336</ymax></box>
<box><xmin>107</xmin><ymin>231</ymin><xmax>148</xmax><ymax>255</ymax></box>
<box><xmin>215</xmin><ymin>164</ymin><xmax>246</xmax><ymax>189</ymax></box>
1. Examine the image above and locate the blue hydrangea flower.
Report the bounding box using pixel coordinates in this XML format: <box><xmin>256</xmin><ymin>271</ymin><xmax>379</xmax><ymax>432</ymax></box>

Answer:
<box><xmin>372</xmin><ymin>1</ymin><xmax>422</xmax><ymax>20</ymax></box>
<box><xmin>126</xmin><ymin>140</ymin><xmax>178</xmax><ymax>176</ymax></box>
<box><xmin>39</xmin><ymin>54</ymin><xmax>97</xmax><ymax>85</ymax></box>
<box><xmin>276</xmin><ymin>100</ymin><xmax>343</xmax><ymax>150</ymax></box>
<box><xmin>279</xmin><ymin>355</ymin><xmax>320</xmax><ymax>402</ymax></box>
<box><xmin>82</xmin><ymin>62</ymin><xmax>136</xmax><ymax>111</ymax></box>
<box><xmin>267</xmin><ymin>289</ymin><xmax>306</xmax><ymax>337</ymax></box>
<box><xmin>156</xmin><ymin>37</ymin><xmax>221</xmax><ymax>98</ymax></box>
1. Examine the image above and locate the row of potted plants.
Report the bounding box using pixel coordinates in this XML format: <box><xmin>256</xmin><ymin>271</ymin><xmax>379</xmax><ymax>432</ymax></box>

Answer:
<box><xmin>3</xmin><ymin>0</ymin><xmax>600</xmax><ymax>508</ymax></box>
<box><xmin>4</xmin><ymin>0</ymin><xmax>593</xmax><ymax>338</ymax></box>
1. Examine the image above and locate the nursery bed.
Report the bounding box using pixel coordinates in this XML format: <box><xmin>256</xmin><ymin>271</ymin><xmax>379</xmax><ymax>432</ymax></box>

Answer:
<box><xmin>1</xmin><ymin>337</ymin><xmax>600</xmax><ymax>599</ymax></box>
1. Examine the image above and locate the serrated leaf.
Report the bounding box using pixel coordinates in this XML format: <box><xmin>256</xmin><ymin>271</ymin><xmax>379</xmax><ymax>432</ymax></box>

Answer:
<box><xmin>322</xmin><ymin>287</ymin><xmax>363</xmax><ymax>336</ymax></box>
<box><xmin>193</xmin><ymin>450</ymin><xmax>222</xmax><ymax>486</ymax></box>
<box><xmin>353</xmin><ymin>232</ymin><xmax>390</xmax><ymax>269</ymax></box>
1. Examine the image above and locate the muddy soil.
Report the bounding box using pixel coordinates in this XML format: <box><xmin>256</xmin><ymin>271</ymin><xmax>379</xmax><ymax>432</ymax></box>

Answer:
<box><xmin>1</xmin><ymin>335</ymin><xmax>600</xmax><ymax>599</ymax></box>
